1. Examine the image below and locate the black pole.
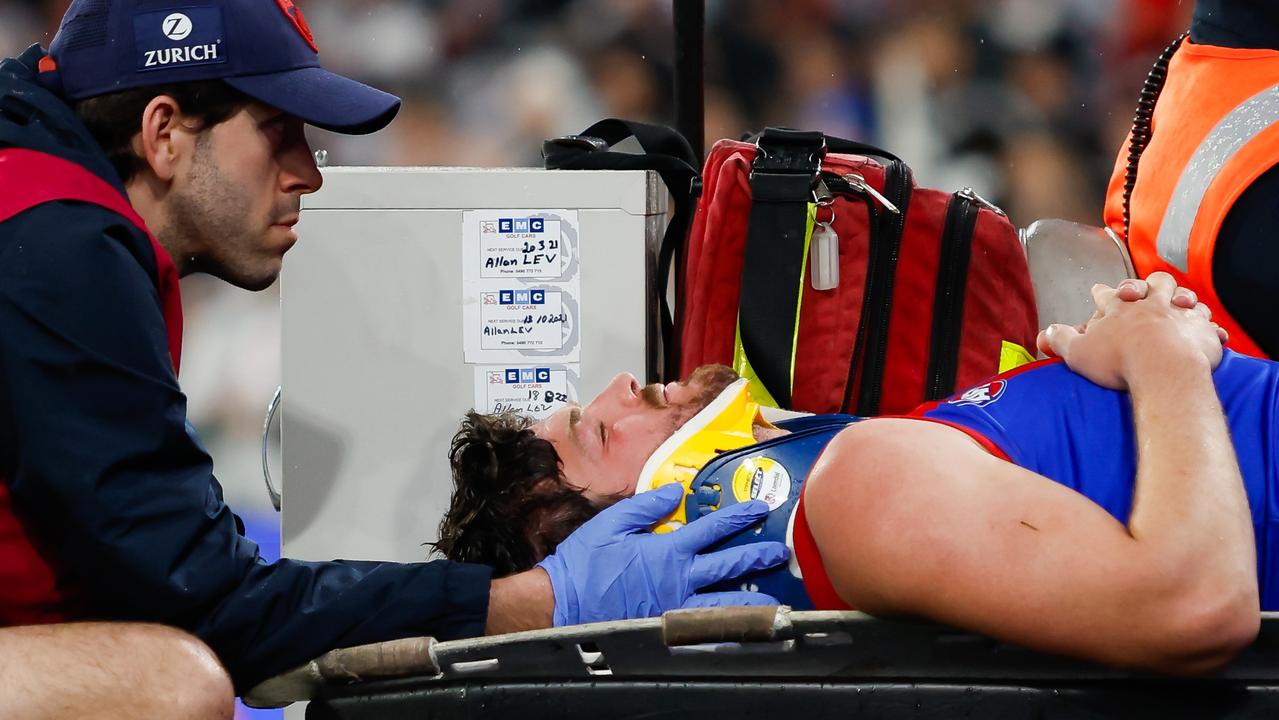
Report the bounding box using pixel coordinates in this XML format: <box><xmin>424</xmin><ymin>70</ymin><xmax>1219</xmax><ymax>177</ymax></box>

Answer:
<box><xmin>673</xmin><ymin>0</ymin><xmax>705</xmax><ymax>162</ymax></box>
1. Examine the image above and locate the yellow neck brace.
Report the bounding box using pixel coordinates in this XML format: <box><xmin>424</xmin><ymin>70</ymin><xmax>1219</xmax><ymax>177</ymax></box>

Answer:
<box><xmin>634</xmin><ymin>379</ymin><xmax>771</xmax><ymax>532</ymax></box>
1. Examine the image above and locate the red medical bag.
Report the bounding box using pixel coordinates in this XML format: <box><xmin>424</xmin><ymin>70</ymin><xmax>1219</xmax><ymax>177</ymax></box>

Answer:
<box><xmin>678</xmin><ymin>129</ymin><xmax>1037</xmax><ymax>416</ymax></box>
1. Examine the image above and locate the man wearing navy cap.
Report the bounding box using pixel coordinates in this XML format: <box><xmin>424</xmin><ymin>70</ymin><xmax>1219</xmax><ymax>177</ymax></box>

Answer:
<box><xmin>0</xmin><ymin>1</ymin><xmax>784</xmax><ymax>716</ymax></box>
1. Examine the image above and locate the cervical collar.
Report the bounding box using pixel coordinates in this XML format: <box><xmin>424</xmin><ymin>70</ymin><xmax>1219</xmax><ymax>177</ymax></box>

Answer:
<box><xmin>634</xmin><ymin>379</ymin><xmax>772</xmax><ymax>532</ymax></box>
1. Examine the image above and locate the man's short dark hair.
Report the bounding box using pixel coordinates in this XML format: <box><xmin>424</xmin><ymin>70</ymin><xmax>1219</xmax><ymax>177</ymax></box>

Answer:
<box><xmin>434</xmin><ymin>411</ymin><xmax>605</xmax><ymax>576</ymax></box>
<box><xmin>74</xmin><ymin>81</ymin><xmax>252</xmax><ymax>183</ymax></box>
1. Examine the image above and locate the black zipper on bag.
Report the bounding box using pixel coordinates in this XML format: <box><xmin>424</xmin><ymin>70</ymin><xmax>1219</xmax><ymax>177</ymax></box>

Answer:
<box><xmin>840</xmin><ymin>192</ymin><xmax>878</xmax><ymax>415</ymax></box>
<box><xmin>816</xmin><ymin>172</ymin><xmax>883</xmax><ymax>415</ymax></box>
<box><xmin>855</xmin><ymin>160</ymin><xmax>912</xmax><ymax>416</ymax></box>
<box><xmin>925</xmin><ymin>190</ymin><xmax>981</xmax><ymax>400</ymax></box>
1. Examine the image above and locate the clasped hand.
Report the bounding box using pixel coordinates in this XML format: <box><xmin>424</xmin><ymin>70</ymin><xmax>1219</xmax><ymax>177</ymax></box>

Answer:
<box><xmin>1036</xmin><ymin>271</ymin><xmax>1228</xmax><ymax>390</ymax></box>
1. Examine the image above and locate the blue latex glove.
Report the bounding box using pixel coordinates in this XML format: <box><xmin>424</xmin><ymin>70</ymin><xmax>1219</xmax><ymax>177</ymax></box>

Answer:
<box><xmin>536</xmin><ymin>483</ymin><xmax>789</xmax><ymax>626</ymax></box>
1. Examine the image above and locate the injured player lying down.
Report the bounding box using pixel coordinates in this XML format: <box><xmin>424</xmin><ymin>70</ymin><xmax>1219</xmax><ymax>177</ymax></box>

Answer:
<box><xmin>436</xmin><ymin>273</ymin><xmax>1269</xmax><ymax>674</ymax></box>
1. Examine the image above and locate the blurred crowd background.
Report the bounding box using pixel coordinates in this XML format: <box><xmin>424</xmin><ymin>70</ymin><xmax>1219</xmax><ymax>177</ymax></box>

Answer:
<box><xmin>2</xmin><ymin>1</ymin><xmax>1192</xmax><ymax>711</ymax></box>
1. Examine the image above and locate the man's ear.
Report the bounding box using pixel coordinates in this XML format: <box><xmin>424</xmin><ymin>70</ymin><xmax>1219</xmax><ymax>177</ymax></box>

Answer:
<box><xmin>133</xmin><ymin>95</ymin><xmax>189</xmax><ymax>183</ymax></box>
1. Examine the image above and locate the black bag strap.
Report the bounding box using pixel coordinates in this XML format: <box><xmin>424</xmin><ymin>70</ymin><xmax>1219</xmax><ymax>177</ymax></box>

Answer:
<box><xmin>737</xmin><ymin>128</ymin><xmax>827</xmax><ymax>409</ymax></box>
<box><xmin>741</xmin><ymin>129</ymin><xmax>900</xmax><ymax>164</ymax></box>
<box><xmin>822</xmin><ymin>135</ymin><xmax>900</xmax><ymax>163</ymax></box>
<box><xmin>543</xmin><ymin>119</ymin><xmax>702</xmax><ymax>382</ymax></box>
<box><xmin>736</xmin><ymin>128</ymin><xmax>902</xmax><ymax>408</ymax></box>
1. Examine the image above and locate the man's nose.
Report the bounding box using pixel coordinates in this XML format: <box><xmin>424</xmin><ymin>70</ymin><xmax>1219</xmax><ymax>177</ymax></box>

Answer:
<box><xmin>591</xmin><ymin>372</ymin><xmax>641</xmax><ymax>414</ymax></box>
<box><xmin>281</xmin><ymin>124</ymin><xmax>323</xmax><ymax>195</ymax></box>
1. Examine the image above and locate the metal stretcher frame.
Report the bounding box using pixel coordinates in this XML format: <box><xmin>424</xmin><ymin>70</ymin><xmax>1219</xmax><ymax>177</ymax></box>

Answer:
<box><xmin>246</xmin><ymin>607</ymin><xmax>1279</xmax><ymax>719</ymax></box>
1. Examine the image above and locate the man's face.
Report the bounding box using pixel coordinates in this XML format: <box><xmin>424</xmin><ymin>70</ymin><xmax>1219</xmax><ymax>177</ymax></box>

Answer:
<box><xmin>533</xmin><ymin>365</ymin><xmax>740</xmax><ymax>502</ymax></box>
<box><xmin>165</xmin><ymin>102</ymin><xmax>322</xmax><ymax>291</ymax></box>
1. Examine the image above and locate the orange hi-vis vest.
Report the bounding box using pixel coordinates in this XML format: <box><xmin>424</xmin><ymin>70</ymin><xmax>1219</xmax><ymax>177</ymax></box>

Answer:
<box><xmin>1104</xmin><ymin>40</ymin><xmax>1279</xmax><ymax>359</ymax></box>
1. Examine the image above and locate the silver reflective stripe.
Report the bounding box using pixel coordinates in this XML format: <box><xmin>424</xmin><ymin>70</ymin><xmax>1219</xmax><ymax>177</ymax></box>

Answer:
<box><xmin>1156</xmin><ymin>83</ymin><xmax>1279</xmax><ymax>272</ymax></box>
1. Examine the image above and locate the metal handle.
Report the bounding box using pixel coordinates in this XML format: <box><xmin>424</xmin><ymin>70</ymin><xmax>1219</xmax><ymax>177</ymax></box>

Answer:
<box><xmin>243</xmin><ymin>636</ymin><xmax>438</xmax><ymax>708</ymax></box>
<box><xmin>262</xmin><ymin>386</ymin><xmax>282</xmax><ymax>512</ymax></box>
<box><xmin>661</xmin><ymin>605</ymin><xmax>790</xmax><ymax>646</ymax></box>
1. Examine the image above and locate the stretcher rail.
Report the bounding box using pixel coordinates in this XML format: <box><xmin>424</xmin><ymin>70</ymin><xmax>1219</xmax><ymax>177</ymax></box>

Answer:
<box><xmin>245</xmin><ymin>607</ymin><xmax>1279</xmax><ymax>710</ymax></box>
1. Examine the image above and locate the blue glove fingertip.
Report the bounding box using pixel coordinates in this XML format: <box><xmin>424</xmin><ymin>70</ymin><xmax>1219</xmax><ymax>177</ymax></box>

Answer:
<box><xmin>652</xmin><ymin>483</ymin><xmax>686</xmax><ymax>508</ymax></box>
<box><xmin>656</xmin><ymin>482</ymin><xmax>685</xmax><ymax>498</ymax></box>
<box><xmin>738</xmin><ymin>541</ymin><xmax>789</xmax><ymax>572</ymax></box>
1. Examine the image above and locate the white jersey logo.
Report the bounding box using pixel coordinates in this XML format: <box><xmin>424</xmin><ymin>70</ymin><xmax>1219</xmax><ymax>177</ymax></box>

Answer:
<box><xmin>949</xmin><ymin>379</ymin><xmax>1008</xmax><ymax>408</ymax></box>
<box><xmin>162</xmin><ymin>13</ymin><xmax>193</xmax><ymax>41</ymax></box>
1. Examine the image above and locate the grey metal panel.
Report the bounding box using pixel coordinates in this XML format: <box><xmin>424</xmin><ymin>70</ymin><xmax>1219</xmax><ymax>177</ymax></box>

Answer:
<box><xmin>301</xmin><ymin>167</ymin><xmax>664</xmax><ymax>215</ymax></box>
<box><xmin>281</xmin><ymin>168</ymin><xmax>660</xmax><ymax>562</ymax></box>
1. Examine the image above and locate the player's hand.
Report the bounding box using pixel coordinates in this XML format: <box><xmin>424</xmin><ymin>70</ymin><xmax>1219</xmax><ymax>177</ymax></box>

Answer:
<box><xmin>1067</xmin><ymin>278</ymin><xmax>1222</xmax><ymax>339</ymax></box>
<box><xmin>1036</xmin><ymin>272</ymin><xmax>1226</xmax><ymax>390</ymax></box>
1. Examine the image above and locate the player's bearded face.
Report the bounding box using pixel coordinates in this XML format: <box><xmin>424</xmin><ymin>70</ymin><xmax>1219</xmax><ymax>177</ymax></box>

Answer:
<box><xmin>534</xmin><ymin>365</ymin><xmax>741</xmax><ymax>501</ymax></box>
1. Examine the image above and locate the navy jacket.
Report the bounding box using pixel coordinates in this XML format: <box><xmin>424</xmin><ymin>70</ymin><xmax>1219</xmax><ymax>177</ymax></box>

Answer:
<box><xmin>0</xmin><ymin>45</ymin><xmax>491</xmax><ymax>692</ymax></box>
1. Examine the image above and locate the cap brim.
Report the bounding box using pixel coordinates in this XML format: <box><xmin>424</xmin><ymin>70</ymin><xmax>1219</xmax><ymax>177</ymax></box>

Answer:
<box><xmin>225</xmin><ymin>67</ymin><xmax>400</xmax><ymax>135</ymax></box>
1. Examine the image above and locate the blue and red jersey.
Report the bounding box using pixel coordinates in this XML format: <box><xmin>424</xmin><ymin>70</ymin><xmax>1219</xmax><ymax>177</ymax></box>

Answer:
<box><xmin>914</xmin><ymin>349</ymin><xmax>1279</xmax><ymax>608</ymax></box>
<box><xmin>703</xmin><ymin>350</ymin><xmax>1279</xmax><ymax>610</ymax></box>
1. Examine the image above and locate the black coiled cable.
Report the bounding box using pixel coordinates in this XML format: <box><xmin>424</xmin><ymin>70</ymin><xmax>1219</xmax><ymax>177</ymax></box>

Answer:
<box><xmin>1123</xmin><ymin>31</ymin><xmax>1189</xmax><ymax>239</ymax></box>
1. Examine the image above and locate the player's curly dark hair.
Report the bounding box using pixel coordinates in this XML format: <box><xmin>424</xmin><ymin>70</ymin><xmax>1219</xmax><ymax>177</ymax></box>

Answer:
<box><xmin>433</xmin><ymin>411</ymin><xmax>604</xmax><ymax>576</ymax></box>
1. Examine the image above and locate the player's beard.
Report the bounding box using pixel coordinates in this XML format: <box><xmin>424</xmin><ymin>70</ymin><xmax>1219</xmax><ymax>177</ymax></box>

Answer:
<box><xmin>683</xmin><ymin>364</ymin><xmax>742</xmax><ymax>408</ymax></box>
<box><xmin>655</xmin><ymin>364</ymin><xmax>742</xmax><ymax>434</ymax></box>
<box><xmin>637</xmin><ymin>364</ymin><xmax>740</xmax><ymax>411</ymax></box>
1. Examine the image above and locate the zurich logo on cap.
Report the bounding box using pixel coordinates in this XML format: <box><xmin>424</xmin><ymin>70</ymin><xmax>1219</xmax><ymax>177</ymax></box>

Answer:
<box><xmin>47</xmin><ymin>0</ymin><xmax>402</xmax><ymax>135</ymax></box>
<box><xmin>162</xmin><ymin>13</ymin><xmax>192</xmax><ymax>41</ymax></box>
<box><xmin>135</xmin><ymin>7</ymin><xmax>226</xmax><ymax>72</ymax></box>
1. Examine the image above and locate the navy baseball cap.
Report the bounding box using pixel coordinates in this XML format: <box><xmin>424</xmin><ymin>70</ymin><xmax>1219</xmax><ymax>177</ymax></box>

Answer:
<box><xmin>42</xmin><ymin>0</ymin><xmax>400</xmax><ymax>135</ymax></box>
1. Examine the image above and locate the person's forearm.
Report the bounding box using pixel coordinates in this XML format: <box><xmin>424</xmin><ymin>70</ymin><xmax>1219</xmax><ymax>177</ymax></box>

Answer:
<box><xmin>485</xmin><ymin>568</ymin><xmax>554</xmax><ymax>635</ymax></box>
<box><xmin>1125</xmin><ymin>351</ymin><xmax>1256</xmax><ymax>604</ymax></box>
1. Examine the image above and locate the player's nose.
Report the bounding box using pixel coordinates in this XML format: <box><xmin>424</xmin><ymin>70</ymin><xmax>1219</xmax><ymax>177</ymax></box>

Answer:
<box><xmin>592</xmin><ymin>372</ymin><xmax>642</xmax><ymax>413</ymax></box>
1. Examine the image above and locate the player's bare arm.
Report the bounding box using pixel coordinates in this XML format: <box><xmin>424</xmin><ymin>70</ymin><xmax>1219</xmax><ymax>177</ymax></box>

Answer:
<box><xmin>804</xmin><ymin>272</ymin><xmax>1256</xmax><ymax>674</ymax></box>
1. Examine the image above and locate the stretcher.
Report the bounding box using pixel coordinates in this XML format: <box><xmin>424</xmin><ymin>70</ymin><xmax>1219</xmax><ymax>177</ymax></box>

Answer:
<box><xmin>255</xmin><ymin>220</ymin><xmax>1179</xmax><ymax>718</ymax></box>
<box><xmin>247</xmin><ymin>606</ymin><xmax>1279</xmax><ymax>719</ymax></box>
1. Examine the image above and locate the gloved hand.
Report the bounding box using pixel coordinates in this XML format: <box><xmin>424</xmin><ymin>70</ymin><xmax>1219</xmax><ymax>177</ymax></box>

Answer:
<box><xmin>536</xmin><ymin>483</ymin><xmax>788</xmax><ymax>626</ymax></box>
